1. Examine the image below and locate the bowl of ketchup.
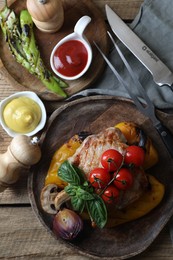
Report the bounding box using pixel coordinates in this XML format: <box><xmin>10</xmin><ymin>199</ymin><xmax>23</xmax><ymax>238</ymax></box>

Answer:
<box><xmin>50</xmin><ymin>16</ymin><xmax>92</xmax><ymax>81</ymax></box>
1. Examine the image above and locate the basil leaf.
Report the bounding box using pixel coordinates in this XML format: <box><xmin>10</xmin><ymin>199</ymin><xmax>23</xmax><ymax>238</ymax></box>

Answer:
<box><xmin>86</xmin><ymin>195</ymin><xmax>107</xmax><ymax>228</ymax></box>
<box><xmin>76</xmin><ymin>187</ymin><xmax>95</xmax><ymax>201</ymax></box>
<box><xmin>73</xmin><ymin>165</ymin><xmax>86</xmax><ymax>184</ymax></box>
<box><xmin>71</xmin><ymin>196</ymin><xmax>85</xmax><ymax>213</ymax></box>
<box><xmin>83</xmin><ymin>181</ymin><xmax>94</xmax><ymax>193</ymax></box>
<box><xmin>64</xmin><ymin>185</ymin><xmax>78</xmax><ymax>196</ymax></box>
<box><xmin>65</xmin><ymin>185</ymin><xmax>94</xmax><ymax>201</ymax></box>
<box><xmin>58</xmin><ymin>160</ymin><xmax>81</xmax><ymax>185</ymax></box>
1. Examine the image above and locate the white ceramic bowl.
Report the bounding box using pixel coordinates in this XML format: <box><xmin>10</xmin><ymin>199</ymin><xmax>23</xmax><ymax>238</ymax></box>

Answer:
<box><xmin>0</xmin><ymin>91</ymin><xmax>47</xmax><ymax>137</ymax></box>
<box><xmin>50</xmin><ymin>16</ymin><xmax>92</xmax><ymax>81</ymax></box>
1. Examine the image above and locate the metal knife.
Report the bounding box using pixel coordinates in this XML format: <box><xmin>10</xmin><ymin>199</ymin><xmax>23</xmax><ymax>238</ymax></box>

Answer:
<box><xmin>105</xmin><ymin>4</ymin><xmax>173</xmax><ymax>91</ymax></box>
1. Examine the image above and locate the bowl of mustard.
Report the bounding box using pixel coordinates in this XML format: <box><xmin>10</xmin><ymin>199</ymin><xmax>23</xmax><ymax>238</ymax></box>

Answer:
<box><xmin>0</xmin><ymin>91</ymin><xmax>47</xmax><ymax>137</ymax></box>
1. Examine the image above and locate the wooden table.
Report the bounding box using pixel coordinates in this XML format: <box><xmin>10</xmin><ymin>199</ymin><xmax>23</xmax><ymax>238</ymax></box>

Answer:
<box><xmin>1</xmin><ymin>0</ymin><xmax>173</xmax><ymax>259</ymax></box>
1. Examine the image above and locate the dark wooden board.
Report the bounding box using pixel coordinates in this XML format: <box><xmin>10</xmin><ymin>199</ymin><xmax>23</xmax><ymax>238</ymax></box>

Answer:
<box><xmin>0</xmin><ymin>0</ymin><xmax>109</xmax><ymax>101</ymax></box>
<box><xmin>28</xmin><ymin>96</ymin><xmax>173</xmax><ymax>259</ymax></box>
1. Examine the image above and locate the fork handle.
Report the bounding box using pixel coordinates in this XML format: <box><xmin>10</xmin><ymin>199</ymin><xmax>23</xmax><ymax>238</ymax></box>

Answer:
<box><xmin>155</xmin><ymin>122</ymin><xmax>173</xmax><ymax>158</ymax></box>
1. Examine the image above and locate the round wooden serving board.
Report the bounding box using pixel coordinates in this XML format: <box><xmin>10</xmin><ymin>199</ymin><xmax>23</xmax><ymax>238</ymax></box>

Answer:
<box><xmin>0</xmin><ymin>0</ymin><xmax>109</xmax><ymax>101</ymax></box>
<box><xmin>28</xmin><ymin>96</ymin><xmax>173</xmax><ymax>259</ymax></box>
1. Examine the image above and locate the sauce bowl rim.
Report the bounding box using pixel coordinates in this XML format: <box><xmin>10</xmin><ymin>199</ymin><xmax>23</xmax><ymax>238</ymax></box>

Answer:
<box><xmin>50</xmin><ymin>36</ymin><xmax>92</xmax><ymax>81</ymax></box>
<box><xmin>0</xmin><ymin>91</ymin><xmax>47</xmax><ymax>137</ymax></box>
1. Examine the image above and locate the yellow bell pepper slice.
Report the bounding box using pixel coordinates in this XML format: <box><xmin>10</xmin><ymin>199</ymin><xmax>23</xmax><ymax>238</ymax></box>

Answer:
<box><xmin>45</xmin><ymin>135</ymin><xmax>82</xmax><ymax>188</ymax></box>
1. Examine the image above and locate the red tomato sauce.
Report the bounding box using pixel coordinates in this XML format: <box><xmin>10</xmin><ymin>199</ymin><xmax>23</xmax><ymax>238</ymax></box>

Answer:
<box><xmin>53</xmin><ymin>40</ymin><xmax>88</xmax><ymax>77</ymax></box>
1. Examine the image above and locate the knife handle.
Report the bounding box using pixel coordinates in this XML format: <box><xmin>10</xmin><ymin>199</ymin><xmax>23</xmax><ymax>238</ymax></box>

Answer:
<box><xmin>155</xmin><ymin>122</ymin><xmax>173</xmax><ymax>158</ymax></box>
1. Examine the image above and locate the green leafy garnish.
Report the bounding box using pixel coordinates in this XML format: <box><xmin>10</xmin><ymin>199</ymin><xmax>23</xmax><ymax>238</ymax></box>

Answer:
<box><xmin>86</xmin><ymin>195</ymin><xmax>107</xmax><ymax>228</ymax></box>
<box><xmin>58</xmin><ymin>161</ymin><xmax>82</xmax><ymax>186</ymax></box>
<box><xmin>58</xmin><ymin>160</ymin><xmax>107</xmax><ymax>228</ymax></box>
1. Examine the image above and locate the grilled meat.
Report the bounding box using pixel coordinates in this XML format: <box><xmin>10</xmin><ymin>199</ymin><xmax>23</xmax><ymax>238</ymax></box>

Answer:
<box><xmin>68</xmin><ymin>127</ymin><xmax>127</xmax><ymax>178</ymax></box>
<box><xmin>68</xmin><ymin>127</ymin><xmax>149</xmax><ymax>209</ymax></box>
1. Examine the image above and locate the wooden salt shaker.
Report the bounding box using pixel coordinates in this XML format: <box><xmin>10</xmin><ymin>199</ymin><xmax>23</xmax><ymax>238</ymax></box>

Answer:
<box><xmin>0</xmin><ymin>135</ymin><xmax>41</xmax><ymax>192</ymax></box>
<box><xmin>26</xmin><ymin>0</ymin><xmax>64</xmax><ymax>33</ymax></box>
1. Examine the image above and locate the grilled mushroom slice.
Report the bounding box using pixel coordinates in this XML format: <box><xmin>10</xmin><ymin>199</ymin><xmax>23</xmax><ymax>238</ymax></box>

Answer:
<box><xmin>40</xmin><ymin>184</ymin><xmax>70</xmax><ymax>214</ymax></box>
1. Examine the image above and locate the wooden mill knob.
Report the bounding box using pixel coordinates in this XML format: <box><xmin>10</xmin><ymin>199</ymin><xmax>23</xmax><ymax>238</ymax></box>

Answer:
<box><xmin>26</xmin><ymin>0</ymin><xmax>64</xmax><ymax>33</ymax></box>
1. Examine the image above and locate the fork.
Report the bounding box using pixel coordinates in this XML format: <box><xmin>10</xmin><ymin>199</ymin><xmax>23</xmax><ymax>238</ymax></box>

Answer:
<box><xmin>94</xmin><ymin>32</ymin><xmax>173</xmax><ymax>158</ymax></box>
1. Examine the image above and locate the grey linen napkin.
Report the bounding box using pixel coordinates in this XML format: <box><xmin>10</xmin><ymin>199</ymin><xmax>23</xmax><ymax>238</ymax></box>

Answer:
<box><xmin>78</xmin><ymin>0</ymin><xmax>173</xmax><ymax>110</ymax></box>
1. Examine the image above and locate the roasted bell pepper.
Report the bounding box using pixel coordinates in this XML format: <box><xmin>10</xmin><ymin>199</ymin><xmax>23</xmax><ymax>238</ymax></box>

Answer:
<box><xmin>115</xmin><ymin>121</ymin><xmax>159</xmax><ymax>169</ymax></box>
<box><xmin>106</xmin><ymin>174</ymin><xmax>164</xmax><ymax>227</ymax></box>
<box><xmin>45</xmin><ymin>135</ymin><xmax>82</xmax><ymax>188</ymax></box>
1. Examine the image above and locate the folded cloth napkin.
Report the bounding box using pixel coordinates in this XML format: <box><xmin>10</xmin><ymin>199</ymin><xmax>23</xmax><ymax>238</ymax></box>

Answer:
<box><xmin>79</xmin><ymin>0</ymin><xmax>173</xmax><ymax>110</ymax></box>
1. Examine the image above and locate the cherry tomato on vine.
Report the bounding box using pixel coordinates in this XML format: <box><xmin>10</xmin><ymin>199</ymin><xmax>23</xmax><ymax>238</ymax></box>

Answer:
<box><xmin>113</xmin><ymin>168</ymin><xmax>133</xmax><ymax>190</ymax></box>
<box><xmin>124</xmin><ymin>145</ymin><xmax>145</xmax><ymax>167</ymax></box>
<box><xmin>101</xmin><ymin>185</ymin><xmax>120</xmax><ymax>204</ymax></box>
<box><xmin>89</xmin><ymin>167</ymin><xmax>111</xmax><ymax>188</ymax></box>
<box><xmin>101</xmin><ymin>149</ymin><xmax>123</xmax><ymax>172</ymax></box>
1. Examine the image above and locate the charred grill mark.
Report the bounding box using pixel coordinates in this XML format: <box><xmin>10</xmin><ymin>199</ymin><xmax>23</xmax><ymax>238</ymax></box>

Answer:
<box><xmin>138</xmin><ymin>129</ymin><xmax>148</xmax><ymax>150</ymax></box>
<box><xmin>23</xmin><ymin>24</ymin><xmax>30</xmax><ymax>37</ymax></box>
<box><xmin>78</xmin><ymin>131</ymin><xmax>91</xmax><ymax>141</ymax></box>
<box><xmin>44</xmin><ymin>70</ymin><xmax>50</xmax><ymax>80</ymax></box>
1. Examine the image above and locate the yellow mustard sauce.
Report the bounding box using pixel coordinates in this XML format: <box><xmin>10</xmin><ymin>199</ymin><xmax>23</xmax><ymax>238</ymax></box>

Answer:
<box><xmin>3</xmin><ymin>96</ymin><xmax>41</xmax><ymax>133</ymax></box>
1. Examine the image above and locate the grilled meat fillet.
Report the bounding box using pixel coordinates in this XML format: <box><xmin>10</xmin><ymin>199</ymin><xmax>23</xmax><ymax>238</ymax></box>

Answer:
<box><xmin>68</xmin><ymin>127</ymin><xmax>149</xmax><ymax>209</ymax></box>
<box><xmin>68</xmin><ymin>127</ymin><xmax>127</xmax><ymax>178</ymax></box>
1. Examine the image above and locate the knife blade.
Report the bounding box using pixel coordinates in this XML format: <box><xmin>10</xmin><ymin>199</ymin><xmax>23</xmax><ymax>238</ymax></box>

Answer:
<box><xmin>105</xmin><ymin>4</ymin><xmax>173</xmax><ymax>91</ymax></box>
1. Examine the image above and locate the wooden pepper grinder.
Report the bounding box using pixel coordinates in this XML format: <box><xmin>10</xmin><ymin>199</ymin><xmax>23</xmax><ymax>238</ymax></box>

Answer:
<box><xmin>26</xmin><ymin>0</ymin><xmax>64</xmax><ymax>33</ymax></box>
<box><xmin>0</xmin><ymin>135</ymin><xmax>41</xmax><ymax>192</ymax></box>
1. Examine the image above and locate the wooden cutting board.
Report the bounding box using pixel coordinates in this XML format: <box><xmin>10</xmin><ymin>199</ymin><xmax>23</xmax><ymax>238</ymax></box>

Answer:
<box><xmin>0</xmin><ymin>0</ymin><xmax>109</xmax><ymax>101</ymax></box>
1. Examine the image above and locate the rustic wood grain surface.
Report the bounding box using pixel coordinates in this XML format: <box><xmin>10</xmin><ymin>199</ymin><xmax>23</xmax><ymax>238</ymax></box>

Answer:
<box><xmin>1</xmin><ymin>0</ymin><xmax>173</xmax><ymax>259</ymax></box>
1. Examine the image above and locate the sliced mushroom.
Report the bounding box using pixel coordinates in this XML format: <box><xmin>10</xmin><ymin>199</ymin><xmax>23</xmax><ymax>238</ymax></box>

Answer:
<box><xmin>54</xmin><ymin>189</ymin><xmax>70</xmax><ymax>211</ymax></box>
<box><xmin>40</xmin><ymin>184</ymin><xmax>70</xmax><ymax>214</ymax></box>
<box><xmin>40</xmin><ymin>184</ymin><xmax>58</xmax><ymax>214</ymax></box>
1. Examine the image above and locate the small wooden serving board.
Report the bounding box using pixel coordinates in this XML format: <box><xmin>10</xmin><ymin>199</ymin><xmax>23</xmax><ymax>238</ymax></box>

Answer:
<box><xmin>0</xmin><ymin>0</ymin><xmax>109</xmax><ymax>101</ymax></box>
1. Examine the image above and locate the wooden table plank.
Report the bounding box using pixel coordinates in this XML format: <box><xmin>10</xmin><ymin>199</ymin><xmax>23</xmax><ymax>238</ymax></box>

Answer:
<box><xmin>0</xmin><ymin>175</ymin><xmax>29</xmax><ymax>204</ymax></box>
<box><xmin>0</xmin><ymin>206</ymin><xmax>173</xmax><ymax>260</ymax></box>
<box><xmin>1</xmin><ymin>0</ymin><xmax>144</xmax><ymax>19</ymax></box>
<box><xmin>93</xmin><ymin>0</ymin><xmax>144</xmax><ymax>19</ymax></box>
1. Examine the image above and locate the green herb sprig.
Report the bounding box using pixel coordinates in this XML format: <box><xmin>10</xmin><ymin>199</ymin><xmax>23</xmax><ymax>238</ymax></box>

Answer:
<box><xmin>58</xmin><ymin>161</ymin><xmax>107</xmax><ymax>228</ymax></box>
